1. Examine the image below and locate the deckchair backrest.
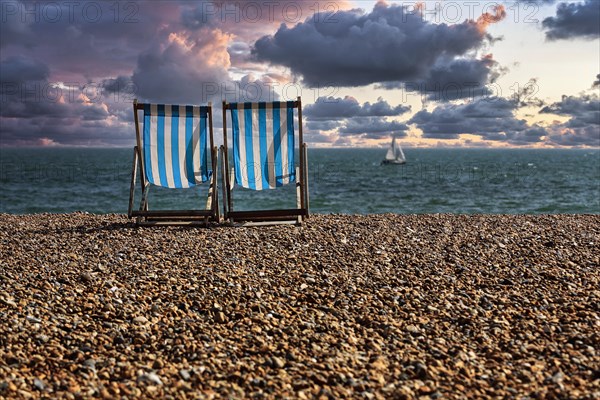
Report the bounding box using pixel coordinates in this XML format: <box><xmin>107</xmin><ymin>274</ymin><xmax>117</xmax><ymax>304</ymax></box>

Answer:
<box><xmin>138</xmin><ymin>103</ymin><xmax>210</xmax><ymax>188</ymax></box>
<box><xmin>227</xmin><ymin>101</ymin><xmax>297</xmax><ymax>190</ymax></box>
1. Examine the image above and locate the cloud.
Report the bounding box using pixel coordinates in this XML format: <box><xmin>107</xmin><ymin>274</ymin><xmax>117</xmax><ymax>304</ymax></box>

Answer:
<box><xmin>101</xmin><ymin>76</ymin><xmax>134</xmax><ymax>96</ymax></box>
<box><xmin>231</xmin><ymin>74</ymin><xmax>282</xmax><ymax>102</ymax></box>
<box><xmin>339</xmin><ymin>118</ymin><xmax>408</xmax><ymax>139</ymax></box>
<box><xmin>0</xmin><ymin>97</ymin><xmax>129</xmax><ymax>146</ymax></box>
<box><xmin>181</xmin><ymin>0</ymin><xmax>354</xmax><ymax>66</ymax></box>
<box><xmin>0</xmin><ymin>56</ymin><xmax>131</xmax><ymax>146</ymax></box>
<box><xmin>410</xmin><ymin>90</ymin><xmax>600</xmax><ymax>147</ymax></box>
<box><xmin>131</xmin><ymin>29</ymin><xmax>231</xmax><ymax>104</ymax></box>
<box><xmin>303</xmin><ymin>131</ymin><xmax>337</xmax><ymax>144</ymax></box>
<box><xmin>0</xmin><ymin>116</ymin><xmax>130</xmax><ymax>147</ymax></box>
<box><xmin>511</xmin><ymin>78</ymin><xmax>546</xmax><ymax>107</ymax></box>
<box><xmin>409</xmin><ymin>97</ymin><xmax>536</xmax><ymax>142</ymax></box>
<box><xmin>593</xmin><ymin>74</ymin><xmax>600</xmax><ymax>88</ymax></box>
<box><xmin>0</xmin><ymin>56</ymin><xmax>49</xmax><ymax>83</ymax></box>
<box><xmin>547</xmin><ymin>126</ymin><xmax>599</xmax><ymax>146</ymax></box>
<box><xmin>543</xmin><ymin>0</ymin><xmax>600</xmax><ymax>40</ymax></box>
<box><xmin>508</xmin><ymin>126</ymin><xmax>548</xmax><ymax>145</ymax></box>
<box><xmin>253</xmin><ymin>2</ymin><xmax>505</xmax><ymax>88</ymax></box>
<box><xmin>304</xmin><ymin>96</ymin><xmax>410</xmax><ymax>119</ymax></box>
<box><xmin>301</xmin><ymin>95</ymin><xmax>410</xmax><ymax>143</ymax></box>
<box><xmin>0</xmin><ymin>1</ymin><xmax>182</xmax><ymax>79</ymax></box>
<box><xmin>540</xmin><ymin>94</ymin><xmax>600</xmax><ymax>126</ymax></box>
<box><xmin>0</xmin><ymin>1</ymin><xmax>595</xmax><ymax>148</ymax></box>
<box><xmin>540</xmin><ymin>93</ymin><xmax>600</xmax><ymax>146</ymax></box>
<box><xmin>380</xmin><ymin>56</ymin><xmax>501</xmax><ymax>101</ymax></box>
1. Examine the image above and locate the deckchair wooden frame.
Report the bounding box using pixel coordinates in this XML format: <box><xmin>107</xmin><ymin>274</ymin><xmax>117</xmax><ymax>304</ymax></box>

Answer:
<box><xmin>221</xmin><ymin>97</ymin><xmax>309</xmax><ymax>226</ymax></box>
<box><xmin>128</xmin><ymin>99</ymin><xmax>219</xmax><ymax>226</ymax></box>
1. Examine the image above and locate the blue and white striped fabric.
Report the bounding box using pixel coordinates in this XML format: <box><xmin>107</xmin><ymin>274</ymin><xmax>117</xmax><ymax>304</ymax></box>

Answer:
<box><xmin>229</xmin><ymin>102</ymin><xmax>296</xmax><ymax>190</ymax></box>
<box><xmin>142</xmin><ymin>104</ymin><xmax>209</xmax><ymax>188</ymax></box>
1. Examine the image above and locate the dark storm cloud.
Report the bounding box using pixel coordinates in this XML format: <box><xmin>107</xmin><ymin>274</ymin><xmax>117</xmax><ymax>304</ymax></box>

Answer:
<box><xmin>0</xmin><ymin>56</ymin><xmax>49</xmax><ymax>83</ymax></box>
<box><xmin>230</xmin><ymin>74</ymin><xmax>282</xmax><ymax>103</ymax></box>
<box><xmin>130</xmin><ymin>29</ymin><xmax>230</xmax><ymax>104</ymax></box>
<box><xmin>540</xmin><ymin>93</ymin><xmax>600</xmax><ymax>146</ymax></box>
<box><xmin>228</xmin><ymin>41</ymin><xmax>252</xmax><ymax>66</ymax></box>
<box><xmin>306</xmin><ymin>120</ymin><xmax>340</xmax><ymax>132</ymax></box>
<box><xmin>409</xmin><ymin>97</ymin><xmax>533</xmax><ymax>141</ymax></box>
<box><xmin>303</xmin><ymin>131</ymin><xmax>336</xmax><ymax>144</ymax></box>
<box><xmin>253</xmin><ymin>2</ymin><xmax>503</xmax><ymax>88</ymax></box>
<box><xmin>540</xmin><ymin>94</ymin><xmax>600</xmax><ymax>127</ymax></box>
<box><xmin>0</xmin><ymin>115</ymin><xmax>131</xmax><ymax>147</ymax></box>
<box><xmin>380</xmin><ymin>57</ymin><xmax>499</xmax><ymax>101</ymax></box>
<box><xmin>102</xmin><ymin>76</ymin><xmax>133</xmax><ymax>94</ymax></box>
<box><xmin>593</xmin><ymin>74</ymin><xmax>600</xmax><ymax>88</ymax></box>
<box><xmin>508</xmin><ymin>127</ymin><xmax>547</xmax><ymax>145</ymax></box>
<box><xmin>339</xmin><ymin>118</ymin><xmax>408</xmax><ymax>139</ymax></box>
<box><xmin>0</xmin><ymin>55</ymin><xmax>130</xmax><ymax>146</ymax></box>
<box><xmin>304</xmin><ymin>96</ymin><xmax>410</xmax><ymax>120</ymax></box>
<box><xmin>0</xmin><ymin>82</ymin><xmax>126</xmax><ymax>146</ymax></box>
<box><xmin>302</xmin><ymin>96</ymin><xmax>410</xmax><ymax>142</ymax></box>
<box><xmin>410</xmin><ymin>91</ymin><xmax>600</xmax><ymax>147</ymax></box>
<box><xmin>547</xmin><ymin>125</ymin><xmax>600</xmax><ymax>146</ymax></box>
<box><xmin>0</xmin><ymin>1</ymin><xmax>179</xmax><ymax>78</ymax></box>
<box><xmin>542</xmin><ymin>0</ymin><xmax>600</xmax><ymax>40</ymax></box>
<box><xmin>0</xmin><ymin>91</ymin><xmax>119</xmax><ymax>145</ymax></box>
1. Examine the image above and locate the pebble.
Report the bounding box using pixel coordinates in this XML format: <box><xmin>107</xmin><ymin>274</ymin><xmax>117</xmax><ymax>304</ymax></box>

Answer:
<box><xmin>33</xmin><ymin>379</ymin><xmax>45</xmax><ymax>391</ymax></box>
<box><xmin>214</xmin><ymin>311</ymin><xmax>227</xmax><ymax>324</ymax></box>
<box><xmin>132</xmin><ymin>316</ymin><xmax>148</xmax><ymax>324</ymax></box>
<box><xmin>179</xmin><ymin>369</ymin><xmax>191</xmax><ymax>381</ymax></box>
<box><xmin>552</xmin><ymin>371</ymin><xmax>565</xmax><ymax>384</ymax></box>
<box><xmin>79</xmin><ymin>271</ymin><xmax>93</xmax><ymax>283</ymax></box>
<box><xmin>272</xmin><ymin>357</ymin><xmax>286</xmax><ymax>369</ymax></box>
<box><xmin>0</xmin><ymin>213</ymin><xmax>598</xmax><ymax>399</ymax></box>
<box><xmin>138</xmin><ymin>372</ymin><xmax>163</xmax><ymax>386</ymax></box>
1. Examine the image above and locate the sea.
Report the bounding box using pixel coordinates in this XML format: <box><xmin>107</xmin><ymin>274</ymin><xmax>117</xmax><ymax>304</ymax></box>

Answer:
<box><xmin>0</xmin><ymin>148</ymin><xmax>599</xmax><ymax>215</ymax></box>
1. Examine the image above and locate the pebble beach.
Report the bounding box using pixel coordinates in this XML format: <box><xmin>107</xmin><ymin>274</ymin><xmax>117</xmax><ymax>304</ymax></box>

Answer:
<box><xmin>1</xmin><ymin>213</ymin><xmax>599</xmax><ymax>399</ymax></box>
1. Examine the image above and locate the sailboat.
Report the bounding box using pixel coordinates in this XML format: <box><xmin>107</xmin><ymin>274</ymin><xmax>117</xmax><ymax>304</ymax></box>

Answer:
<box><xmin>381</xmin><ymin>136</ymin><xmax>406</xmax><ymax>165</ymax></box>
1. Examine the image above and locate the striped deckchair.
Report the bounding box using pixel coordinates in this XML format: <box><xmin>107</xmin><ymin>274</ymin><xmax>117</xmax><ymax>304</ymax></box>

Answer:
<box><xmin>128</xmin><ymin>100</ymin><xmax>218</xmax><ymax>225</ymax></box>
<box><xmin>221</xmin><ymin>97</ymin><xmax>309</xmax><ymax>225</ymax></box>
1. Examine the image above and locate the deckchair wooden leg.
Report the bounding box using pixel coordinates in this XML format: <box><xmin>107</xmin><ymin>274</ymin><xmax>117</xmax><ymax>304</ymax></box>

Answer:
<box><xmin>204</xmin><ymin>146</ymin><xmax>219</xmax><ymax>223</ymax></box>
<box><xmin>140</xmin><ymin>183</ymin><xmax>150</xmax><ymax>212</ymax></box>
<box><xmin>219</xmin><ymin>146</ymin><xmax>227</xmax><ymax>221</ymax></box>
<box><xmin>209</xmin><ymin>175</ymin><xmax>219</xmax><ymax>222</ymax></box>
<box><xmin>135</xmin><ymin>182</ymin><xmax>149</xmax><ymax>225</ymax></box>
<box><xmin>228</xmin><ymin>167</ymin><xmax>235</xmax><ymax>222</ymax></box>
<box><xmin>128</xmin><ymin>147</ymin><xmax>138</xmax><ymax>218</ymax></box>
<box><xmin>296</xmin><ymin>166</ymin><xmax>302</xmax><ymax>224</ymax></box>
<box><xmin>229</xmin><ymin>168</ymin><xmax>235</xmax><ymax>190</ymax></box>
<box><xmin>204</xmin><ymin>179</ymin><xmax>217</xmax><ymax>225</ymax></box>
<box><xmin>303</xmin><ymin>144</ymin><xmax>309</xmax><ymax>218</ymax></box>
<box><xmin>205</xmin><ymin>179</ymin><xmax>214</xmax><ymax>212</ymax></box>
<box><xmin>213</xmin><ymin>146</ymin><xmax>220</xmax><ymax>222</ymax></box>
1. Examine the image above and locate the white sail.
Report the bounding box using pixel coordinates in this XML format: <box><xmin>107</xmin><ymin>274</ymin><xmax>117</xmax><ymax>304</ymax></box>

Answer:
<box><xmin>393</xmin><ymin>139</ymin><xmax>405</xmax><ymax>162</ymax></box>
<box><xmin>385</xmin><ymin>140</ymin><xmax>395</xmax><ymax>160</ymax></box>
<box><xmin>382</xmin><ymin>136</ymin><xmax>406</xmax><ymax>164</ymax></box>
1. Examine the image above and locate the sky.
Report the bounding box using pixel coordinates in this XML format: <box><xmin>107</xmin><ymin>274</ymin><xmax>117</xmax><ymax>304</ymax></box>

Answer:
<box><xmin>0</xmin><ymin>0</ymin><xmax>598</xmax><ymax>148</ymax></box>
